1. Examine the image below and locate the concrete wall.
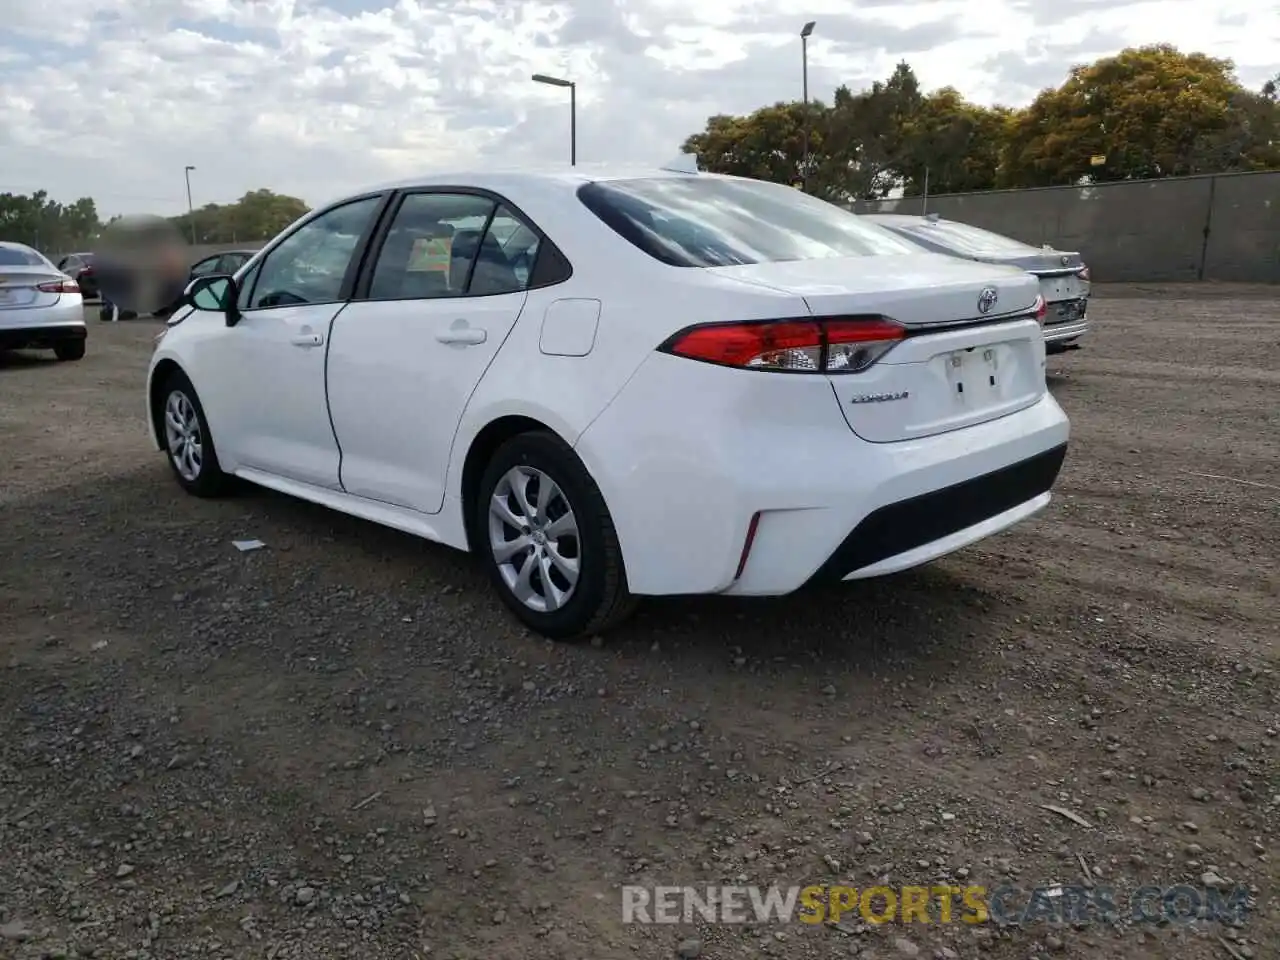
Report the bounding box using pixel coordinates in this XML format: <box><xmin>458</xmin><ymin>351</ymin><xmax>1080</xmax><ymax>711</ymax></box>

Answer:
<box><xmin>853</xmin><ymin>170</ymin><xmax>1280</xmax><ymax>283</ymax></box>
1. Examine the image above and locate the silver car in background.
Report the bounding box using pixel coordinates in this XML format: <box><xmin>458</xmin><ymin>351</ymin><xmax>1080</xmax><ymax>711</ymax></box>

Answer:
<box><xmin>863</xmin><ymin>213</ymin><xmax>1091</xmax><ymax>350</ymax></box>
<box><xmin>0</xmin><ymin>241</ymin><xmax>87</xmax><ymax>361</ymax></box>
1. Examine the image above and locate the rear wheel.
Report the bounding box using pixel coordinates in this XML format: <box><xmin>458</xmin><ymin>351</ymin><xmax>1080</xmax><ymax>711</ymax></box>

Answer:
<box><xmin>54</xmin><ymin>339</ymin><xmax>85</xmax><ymax>361</ymax></box>
<box><xmin>476</xmin><ymin>431</ymin><xmax>636</xmax><ymax>640</ymax></box>
<box><xmin>158</xmin><ymin>370</ymin><xmax>231</xmax><ymax>497</ymax></box>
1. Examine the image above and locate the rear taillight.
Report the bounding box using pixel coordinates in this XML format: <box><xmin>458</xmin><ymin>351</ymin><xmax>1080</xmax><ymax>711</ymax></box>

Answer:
<box><xmin>37</xmin><ymin>280</ymin><xmax>80</xmax><ymax>294</ymax></box>
<box><xmin>1033</xmin><ymin>295</ymin><xmax>1047</xmax><ymax>323</ymax></box>
<box><xmin>1076</xmin><ymin>265</ymin><xmax>1090</xmax><ymax>282</ymax></box>
<box><xmin>659</xmin><ymin>317</ymin><xmax>905</xmax><ymax>374</ymax></box>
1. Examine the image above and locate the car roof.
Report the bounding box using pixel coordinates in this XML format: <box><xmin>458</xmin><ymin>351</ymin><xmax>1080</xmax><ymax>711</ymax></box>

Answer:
<box><xmin>321</xmin><ymin>165</ymin><xmax>732</xmax><ymax>208</ymax></box>
<box><xmin>0</xmin><ymin>240</ymin><xmax>35</xmax><ymax>250</ymax></box>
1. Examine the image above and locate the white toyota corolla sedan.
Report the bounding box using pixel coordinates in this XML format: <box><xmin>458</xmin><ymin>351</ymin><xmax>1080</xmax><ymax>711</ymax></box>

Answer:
<box><xmin>147</xmin><ymin>164</ymin><xmax>1070</xmax><ymax>638</ymax></box>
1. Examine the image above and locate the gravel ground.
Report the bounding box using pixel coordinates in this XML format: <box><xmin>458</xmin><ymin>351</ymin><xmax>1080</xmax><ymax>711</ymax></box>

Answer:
<box><xmin>1</xmin><ymin>288</ymin><xmax>1276</xmax><ymax>960</ymax></box>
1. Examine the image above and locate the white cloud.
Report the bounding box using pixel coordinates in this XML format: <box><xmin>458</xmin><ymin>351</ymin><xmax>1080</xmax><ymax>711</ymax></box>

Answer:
<box><xmin>0</xmin><ymin>0</ymin><xmax>1274</xmax><ymax>217</ymax></box>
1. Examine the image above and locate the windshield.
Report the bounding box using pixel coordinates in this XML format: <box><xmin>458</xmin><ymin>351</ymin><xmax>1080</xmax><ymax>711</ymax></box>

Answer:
<box><xmin>892</xmin><ymin>220</ymin><xmax>1039</xmax><ymax>257</ymax></box>
<box><xmin>577</xmin><ymin>177</ymin><xmax>918</xmax><ymax>268</ymax></box>
<box><xmin>0</xmin><ymin>246</ymin><xmax>49</xmax><ymax>268</ymax></box>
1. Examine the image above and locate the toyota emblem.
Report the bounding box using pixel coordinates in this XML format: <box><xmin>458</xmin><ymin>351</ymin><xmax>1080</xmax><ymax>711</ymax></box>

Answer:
<box><xmin>977</xmin><ymin>287</ymin><xmax>998</xmax><ymax>314</ymax></box>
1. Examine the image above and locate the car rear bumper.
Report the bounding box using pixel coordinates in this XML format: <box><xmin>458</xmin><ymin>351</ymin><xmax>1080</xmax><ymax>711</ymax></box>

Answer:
<box><xmin>1042</xmin><ymin>297</ymin><xmax>1088</xmax><ymax>344</ymax></box>
<box><xmin>0</xmin><ymin>312</ymin><xmax>87</xmax><ymax>350</ymax></box>
<box><xmin>804</xmin><ymin>443</ymin><xmax>1066</xmax><ymax>584</ymax></box>
<box><xmin>1043</xmin><ymin>318</ymin><xmax>1089</xmax><ymax>343</ymax></box>
<box><xmin>574</xmin><ymin>351</ymin><xmax>1071</xmax><ymax>597</ymax></box>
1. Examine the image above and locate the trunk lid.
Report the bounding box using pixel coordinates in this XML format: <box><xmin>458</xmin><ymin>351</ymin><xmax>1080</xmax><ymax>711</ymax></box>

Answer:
<box><xmin>709</xmin><ymin>253</ymin><xmax>1039</xmax><ymax>327</ymax></box>
<box><xmin>0</xmin><ymin>267</ymin><xmax>69</xmax><ymax>310</ymax></box>
<box><xmin>710</xmin><ymin>254</ymin><xmax>1048</xmax><ymax>443</ymax></box>
<box><xmin>979</xmin><ymin>249</ymin><xmax>1090</xmax><ymax>306</ymax></box>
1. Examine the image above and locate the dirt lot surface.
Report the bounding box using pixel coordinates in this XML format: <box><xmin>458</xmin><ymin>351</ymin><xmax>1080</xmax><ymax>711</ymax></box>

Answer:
<box><xmin>1</xmin><ymin>288</ymin><xmax>1276</xmax><ymax>960</ymax></box>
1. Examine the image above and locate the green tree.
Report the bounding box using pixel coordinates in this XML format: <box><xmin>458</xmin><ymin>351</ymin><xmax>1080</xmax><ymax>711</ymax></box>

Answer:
<box><xmin>803</xmin><ymin>62</ymin><xmax>928</xmax><ymax>200</ymax></box>
<box><xmin>897</xmin><ymin>90</ymin><xmax>1012</xmax><ymax>195</ymax></box>
<box><xmin>170</xmin><ymin>189</ymin><xmax>310</xmax><ymax>243</ymax></box>
<box><xmin>0</xmin><ymin>191</ymin><xmax>102</xmax><ymax>255</ymax></box>
<box><xmin>1000</xmin><ymin>45</ymin><xmax>1265</xmax><ymax>186</ymax></box>
<box><xmin>681</xmin><ymin>101</ymin><xmax>828</xmax><ymax>187</ymax></box>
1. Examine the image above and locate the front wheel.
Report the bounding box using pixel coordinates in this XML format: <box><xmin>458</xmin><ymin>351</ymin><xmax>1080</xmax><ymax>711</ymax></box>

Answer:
<box><xmin>475</xmin><ymin>431</ymin><xmax>636</xmax><ymax>640</ymax></box>
<box><xmin>158</xmin><ymin>370</ymin><xmax>232</xmax><ymax>497</ymax></box>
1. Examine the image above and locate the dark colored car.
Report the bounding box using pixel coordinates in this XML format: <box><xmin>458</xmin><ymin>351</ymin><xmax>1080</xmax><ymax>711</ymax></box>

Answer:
<box><xmin>57</xmin><ymin>252</ymin><xmax>99</xmax><ymax>299</ymax></box>
<box><xmin>99</xmin><ymin>249</ymin><xmax>258</xmax><ymax>321</ymax></box>
<box><xmin>188</xmin><ymin>249</ymin><xmax>257</xmax><ymax>281</ymax></box>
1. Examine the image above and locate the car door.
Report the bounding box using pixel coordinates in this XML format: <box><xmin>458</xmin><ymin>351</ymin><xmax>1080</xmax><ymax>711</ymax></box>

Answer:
<box><xmin>325</xmin><ymin>191</ymin><xmax>536</xmax><ymax>514</ymax></box>
<box><xmin>199</xmin><ymin>193</ymin><xmax>389</xmax><ymax>489</ymax></box>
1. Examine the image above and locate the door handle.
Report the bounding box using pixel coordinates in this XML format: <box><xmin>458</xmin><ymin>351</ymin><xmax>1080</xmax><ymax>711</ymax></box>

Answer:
<box><xmin>436</xmin><ymin>320</ymin><xmax>487</xmax><ymax>346</ymax></box>
<box><xmin>290</xmin><ymin>333</ymin><xmax>324</xmax><ymax>347</ymax></box>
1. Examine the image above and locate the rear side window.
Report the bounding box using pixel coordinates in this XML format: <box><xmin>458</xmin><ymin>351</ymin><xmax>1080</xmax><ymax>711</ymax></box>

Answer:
<box><xmin>897</xmin><ymin>221</ymin><xmax>1038</xmax><ymax>258</ymax></box>
<box><xmin>0</xmin><ymin>246</ymin><xmax>48</xmax><ymax>267</ymax></box>
<box><xmin>577</xmin><ymin>177</ymin><xmax>918</xmax><ymax>268</ymax></box>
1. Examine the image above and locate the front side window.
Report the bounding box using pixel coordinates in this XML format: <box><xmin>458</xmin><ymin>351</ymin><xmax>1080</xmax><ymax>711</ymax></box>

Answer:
<box><xmin>577</xmin><ymin>177</ymin><xmax>919</xmax><ymax>268</ymax></box>
<box><xmin>245</xmin><ymin>195</ymin><xmax>383</xmax><ymax>309</ymax></box>
<box><xmin>366</xmin><ymin>193</ymin><xmax>533</xmax><ymax>300</ymax></box>
<box><xmin>896</xmin><ymin>221</ymin><xmax>1038</xmax><ymax>258</ymax></box>
<box><xmin>217</xmin><ymin>253</ymin><xmax>250</xmax><ymax>274</ymax></box>
<box><xmin>190</xmin><ymin>256</ymin><xmax>221</xmax><ymax>277</ymax></box>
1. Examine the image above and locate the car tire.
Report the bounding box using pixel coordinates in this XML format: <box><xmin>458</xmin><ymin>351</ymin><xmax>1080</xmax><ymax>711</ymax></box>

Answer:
<box><xmin>54</xmin><ymin>339</ymin><xmax>86</xmax><ymax>361</ymax></box>
<box><xmin>158</xmin><ymin>369</ymin><xmax>232</xmax><ymax>498</ymax></box>
<box><xmin>475</xmin><ymin>431</ymin><xmax>636</xmax><ymax>640</ymax></box>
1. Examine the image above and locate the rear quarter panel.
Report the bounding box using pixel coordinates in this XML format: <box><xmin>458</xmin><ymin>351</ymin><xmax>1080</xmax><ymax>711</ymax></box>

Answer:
<box><xmin>444</xmin><ymin>264</ymin><xmax>805</xmax><ymax>504</ymax></box>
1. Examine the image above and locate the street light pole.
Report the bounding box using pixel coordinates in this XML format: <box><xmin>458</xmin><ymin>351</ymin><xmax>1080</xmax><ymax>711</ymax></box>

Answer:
<box><xmin>532</xmin><ymin>73</ymin><xmax>576</xmax><ymax>166</ymax></box>
<box><xmin>183</xmin><ymin>165</ymin><xmax>196</xmax><ymax>244</ymax></box>
<box><xmin>800</xmin><ymin>21</ymin><xmax>815</xmax><ymax>191</ymax></box>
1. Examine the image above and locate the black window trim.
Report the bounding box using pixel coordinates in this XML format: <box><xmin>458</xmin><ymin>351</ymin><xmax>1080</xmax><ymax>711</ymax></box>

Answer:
<box><xmin>237</xmin><ymin>190</ymin><xmax>397</xmax><ymax>314</ymax></box>
<box><xmin>351</xmin><ymin>185</ymin><xmax>572</xmax><ymax>303</ymax></box>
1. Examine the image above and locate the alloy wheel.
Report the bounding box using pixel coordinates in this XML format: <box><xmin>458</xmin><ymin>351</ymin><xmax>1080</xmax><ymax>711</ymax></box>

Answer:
<box><xmin>164</xmin><ymin>390</ymin><xmax>203</xmax><ymax>482</ymax></box>
<box><xmin>487</xmin><ymin>466</ymin><xmax>581</xmax><ymax>613</ymax></box>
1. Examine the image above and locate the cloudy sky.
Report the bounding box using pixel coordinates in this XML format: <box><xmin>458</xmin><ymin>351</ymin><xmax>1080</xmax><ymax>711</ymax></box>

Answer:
<box><xmin>0</xmin><ymin>0</ymin><xmax>1275</xmax><ymax>217</ymax></box>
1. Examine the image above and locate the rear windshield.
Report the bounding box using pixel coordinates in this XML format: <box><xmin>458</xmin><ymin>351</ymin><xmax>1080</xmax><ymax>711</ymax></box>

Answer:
<box><xmin>893</xmin><ymin>220</ymin><xmax>1038</xmax><ymax>257</ymax></box>
<box><xmin>0</xmin><ymin>246</ymin><xmax>48</xmax><ymax>267</ymax></box>
<box><xmin>577</xmin><ymin>177</ymin><xmax>918</xmax><ymax>267</ymax></box>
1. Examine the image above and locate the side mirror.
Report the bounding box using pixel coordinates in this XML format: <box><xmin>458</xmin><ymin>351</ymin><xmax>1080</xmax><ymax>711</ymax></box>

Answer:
<box><xmin>185</xmin><ymin>274</ymin><xmax>240</xmax><ymax>326</ymax></box>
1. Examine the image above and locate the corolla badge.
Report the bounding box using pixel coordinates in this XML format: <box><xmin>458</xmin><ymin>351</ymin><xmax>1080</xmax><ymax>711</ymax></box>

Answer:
<box><xmin>977</xmin><ymin>287</ymin><xmax>998</xmax><ymax>314</ymax></box>
<box><xmin>850</xmin><ymin>391</ymin><xmax>909</xmax><ymax>404</ymax></box>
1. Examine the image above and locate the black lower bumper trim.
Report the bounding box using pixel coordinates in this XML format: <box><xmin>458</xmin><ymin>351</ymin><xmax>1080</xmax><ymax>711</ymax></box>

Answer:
<box><xmin>807</xmin><ymin>442</ymin><xmax>1068</xmax><ymax>585</ymax></box>
<box><xmin>0</xmin><ymin>325</ymin><xmax>88</xmax><ymax>350</ymax></box>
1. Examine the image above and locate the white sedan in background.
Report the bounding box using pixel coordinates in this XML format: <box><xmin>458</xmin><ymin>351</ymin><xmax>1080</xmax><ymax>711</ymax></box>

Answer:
<box><xmin>863</xmin><ymin>213</ymin><xmax>1092</xmax><ymax>350</ymax></box>
<box><xmin>0</xmin><ymin>241</ymin><xmax>87</xmax><ymax>361</ymax></box>
<box><xmin>147</xmin><ymin>165</ymin><xmax>1070</xmax><ymax>639</ymax></box>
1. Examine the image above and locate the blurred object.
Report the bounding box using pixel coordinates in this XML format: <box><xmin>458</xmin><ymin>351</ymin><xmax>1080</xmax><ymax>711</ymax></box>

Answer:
<box><xmin>95</xmin><ymin>214</ymin><xmax>190</xmax><ymax>317</ymax></box>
